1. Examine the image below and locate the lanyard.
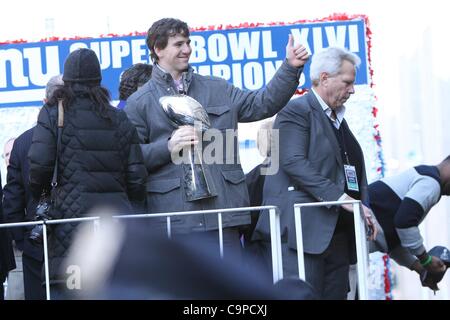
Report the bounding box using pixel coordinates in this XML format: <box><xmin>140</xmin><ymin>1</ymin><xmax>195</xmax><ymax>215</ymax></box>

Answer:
<box><xmin>331</xmin><ymin>112</ymin><xmax>351</xmax><ymax>165</ymax></box>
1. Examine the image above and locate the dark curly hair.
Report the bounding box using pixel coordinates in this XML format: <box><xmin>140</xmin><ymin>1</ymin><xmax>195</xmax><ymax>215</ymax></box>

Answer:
<box><xmin>146</xmin><ymin>18</ymin><xmax>190</xmax><ymax>63</ymax></box>
<box><xmin>119</xmin><ymin>63</ymin><xmax>153</xmax><ymax>100</ymax></box>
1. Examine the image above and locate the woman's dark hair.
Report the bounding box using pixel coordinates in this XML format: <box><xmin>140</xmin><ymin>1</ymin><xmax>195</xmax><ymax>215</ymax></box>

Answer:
<box><xmin>48</xmin><ymin>82</ymin><xmax>112</xmax><ymax>121</ymax></box>
<box><xmin>146</xmin><ymin>18</ymin><xmax>190</xmax><ymax>63</ymax></box>
<box><xmin>119</xmin><ymin>63</ymin><xmax>153</xmax><ymax>100</ymax></box>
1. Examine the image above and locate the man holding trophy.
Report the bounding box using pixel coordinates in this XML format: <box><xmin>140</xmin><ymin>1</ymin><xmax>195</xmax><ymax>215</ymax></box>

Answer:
<box><xmin>125</xmin><ymin>18</ymin><xmax>308</xmax><ymax>256</ymax></box>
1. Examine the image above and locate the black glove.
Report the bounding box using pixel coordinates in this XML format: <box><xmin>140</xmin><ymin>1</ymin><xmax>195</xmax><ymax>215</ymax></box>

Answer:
<box><xmin>420</xmin><ymin>246</ymin><xmax>450</xmax><ymax>291</ymax></box>
<box><xmin>420</xmin><ymin>269</ymin><xmax>441</xmax><ymax>291</ymax></box>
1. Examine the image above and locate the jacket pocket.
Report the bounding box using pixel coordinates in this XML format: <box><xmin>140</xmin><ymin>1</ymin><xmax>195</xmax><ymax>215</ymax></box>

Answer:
<box><xmin>147</xmin><ymin>178</ymin><xmax>181</xmax><ymax>193</ymax></box>
<box><xmin>146</xmin><ymin>178</ymin><xmax>183</xmax><ymax>218</ymax></box>
<box><xmin>220</xmin><ymin>170</ymin><xmax>249</xmax><ymax>219</ymax></box>
<box><xmin>206</xmin><ymin>105</ymin><xmax>231</xmax><ymax>129</ymax></box>
<box><xmin>221</xmin><ymin>169</ymin><xmax>246</xmax><ymax>185</ymax></box>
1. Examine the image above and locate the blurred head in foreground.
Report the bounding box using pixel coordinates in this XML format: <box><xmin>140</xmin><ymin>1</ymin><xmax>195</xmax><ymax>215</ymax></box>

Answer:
<box><xmin>64</xmin><ymin>215</ymin><xmax>317</xmax><ymax>300</ymax></box>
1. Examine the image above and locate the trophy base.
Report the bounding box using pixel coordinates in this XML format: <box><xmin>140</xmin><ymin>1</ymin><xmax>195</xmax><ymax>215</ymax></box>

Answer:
<box><xmin>183</xmin><ymin>163</ymin><xmax>217</xmax><ymax>202</ymax></box>
<box><xmin>185</xmin><ymin>191</ymin><xmax>217</xmax><ymax>202</ymax></box>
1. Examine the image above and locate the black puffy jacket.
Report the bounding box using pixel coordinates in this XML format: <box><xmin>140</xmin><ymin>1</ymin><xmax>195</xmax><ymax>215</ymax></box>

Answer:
<box><xmin>28</xmin><ymin>95</ymin><xmax>147</xmax><ymax>282</ymax></box>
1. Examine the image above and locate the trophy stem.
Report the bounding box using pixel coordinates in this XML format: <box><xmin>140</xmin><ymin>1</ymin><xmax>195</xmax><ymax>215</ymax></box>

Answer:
<box><xmin>182</xmin><ymin>145</ymin><xmax>216</xmax><ymax>201</ymax></box>
<box><xmin>187</xmin><ymin>147</ymin><xmax>197</xmax><ymax>191</ymax></box>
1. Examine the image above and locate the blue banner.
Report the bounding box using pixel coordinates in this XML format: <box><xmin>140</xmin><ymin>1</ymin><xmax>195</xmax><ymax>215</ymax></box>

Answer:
<box><xmin>0</xmin><ymin>19</ymin><xmax>368</xmax><ymax>108</ymax></box>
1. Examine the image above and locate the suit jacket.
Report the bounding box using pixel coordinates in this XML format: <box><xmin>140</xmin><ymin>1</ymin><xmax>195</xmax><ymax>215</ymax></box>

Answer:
<box><xmin>253</xmin><ymin>92</ymin><xmax>369</xmax><ymax>255</ymax></box>
<box><xmin>3</xmin><ymin>127</ymin><xmax>43</xmax><ymax>261</ymax></box>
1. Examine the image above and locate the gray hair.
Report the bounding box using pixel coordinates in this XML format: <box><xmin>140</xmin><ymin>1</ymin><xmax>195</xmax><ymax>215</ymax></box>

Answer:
<box><xmin>45</xmin><ymin>74</ymin><xmax>63</xmax><ymax>100</ymax></box>
<box><xmin>309</xmin><ymin>47</ymin><xmax>361</xmax><ymax>86</ymax></box>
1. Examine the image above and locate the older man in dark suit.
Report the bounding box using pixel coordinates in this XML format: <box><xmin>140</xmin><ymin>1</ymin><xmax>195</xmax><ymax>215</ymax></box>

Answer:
<box><xmin>253</xmin><ymin>47</ymin><xmax>377</xmax><ymax>299</ymax></box>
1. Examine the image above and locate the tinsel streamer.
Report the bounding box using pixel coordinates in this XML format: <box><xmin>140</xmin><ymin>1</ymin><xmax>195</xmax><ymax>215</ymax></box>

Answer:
<box><xmin>382</xmin><ymin>254</ymin><xmax>394</xmax><ymax>300</ymax></box>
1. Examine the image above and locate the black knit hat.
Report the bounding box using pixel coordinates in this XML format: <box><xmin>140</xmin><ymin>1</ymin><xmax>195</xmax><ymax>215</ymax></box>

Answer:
<box><xmin>63</xmin><ymin>48</ymin><xmax>102</xmax><ymax>82</ymax></box>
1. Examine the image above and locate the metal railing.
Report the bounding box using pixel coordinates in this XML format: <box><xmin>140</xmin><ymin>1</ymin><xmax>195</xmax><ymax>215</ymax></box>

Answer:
<box><xmin>293</xmin><ymin>200</ymin><xmax>370</xmax><ymax>300</ymax></box>
<box><xmin>1</xmin><ymin>201</ymin><xmax>372</xmax><ymax>300</ymax></box>
<box><xmin>0</xmin><ymin>205</ymin><xmax>283</xmax><ymax>300</ymax></box>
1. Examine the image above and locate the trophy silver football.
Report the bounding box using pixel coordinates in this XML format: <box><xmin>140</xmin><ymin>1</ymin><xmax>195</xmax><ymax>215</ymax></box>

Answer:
<box><xmin>159</xmin><ymin>95</ymin><xmax>217</xmax><ymax>201</ymax></box>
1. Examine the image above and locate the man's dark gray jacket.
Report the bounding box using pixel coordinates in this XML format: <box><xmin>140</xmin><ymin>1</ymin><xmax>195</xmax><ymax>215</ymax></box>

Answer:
<box><xmin>125</xmin><ymin>61</ymin><xmax>303</xmax><ymax>232</ymax></box>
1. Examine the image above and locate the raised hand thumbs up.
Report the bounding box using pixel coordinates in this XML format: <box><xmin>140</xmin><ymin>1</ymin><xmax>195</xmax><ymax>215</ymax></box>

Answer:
<box><xmin>286</xmin><ymin>34</ymin><xmax>309</xmax><ymax>68</ymax></box>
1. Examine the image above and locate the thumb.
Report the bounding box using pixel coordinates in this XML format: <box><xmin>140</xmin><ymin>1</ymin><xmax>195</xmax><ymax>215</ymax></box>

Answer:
<box><xmin>287</xmin><ymin>34</ymin><xmax>293</xmax><ymax>48</ymax></box>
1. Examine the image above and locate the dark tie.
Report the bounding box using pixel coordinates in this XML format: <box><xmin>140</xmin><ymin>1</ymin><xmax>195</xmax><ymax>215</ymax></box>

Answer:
<box><xmin>330</xmin><ymin>109</ymin><xmax>337</xmax><ymax>121</ymax></box>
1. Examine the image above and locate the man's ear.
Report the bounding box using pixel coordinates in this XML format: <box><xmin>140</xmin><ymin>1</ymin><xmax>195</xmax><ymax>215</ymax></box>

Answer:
<box><xmin>154</xmin><ymin>47</ymin><xmax>163</xmax><ymax>60</ymax></box>
<box><xmin>319</xmin><ymin>72</ymin><xmax>329</xmax><ymax>86</ymax></box>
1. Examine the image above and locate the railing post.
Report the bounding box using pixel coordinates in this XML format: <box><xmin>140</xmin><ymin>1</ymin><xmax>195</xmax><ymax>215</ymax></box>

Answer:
<box><xmin>293</xmin><ymin>200</ymin><xmax>371</xmax><ymax>299</ymax></box>
<box><xmin>294</xmin><ymin>206</ymin><xmax>306</xmax><ymax>281</ymax></box>
<box><xmin>166</xmin><ymin>216</ymin><xmax>171</xmax><ymax>239</ymax></box>
<box><xmin>269</xmin><ymin>207</ymin><xmax>283</xmax><ymax>283</ymax></box>
<box><xmin>217</xmin><ymin>213</ymin><xmax>223</xmax><ymax>259</ymax></box>
<box><xmin>93</xmin><ymin>219</ymin><xmax>100</xmax><ymax>234</ymax></box>
<box><xmin>42</xmin><ymin>222</ymin><xmax>51</xmax><ymax>300</ymax></box>
<box><xmin>352</xmin><ymin>202</ymin><xmax>369</xmax><ymax>300</ymax></box>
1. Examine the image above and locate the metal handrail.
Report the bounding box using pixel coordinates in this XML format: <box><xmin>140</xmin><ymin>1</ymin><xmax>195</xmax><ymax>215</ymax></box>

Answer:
<box><xmin>0</xmin><ymin>205</ymin><xmax>283</xmax><ymax>300</ymax></box>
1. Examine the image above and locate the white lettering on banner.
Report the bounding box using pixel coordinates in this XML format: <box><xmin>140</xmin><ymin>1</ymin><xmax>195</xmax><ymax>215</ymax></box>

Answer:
<box><xmin>90</xmin><ymin>42</ymin><xmax>111</xmax><ymax>69</ymax></box>
<box><xmin>190</xmin><ymin>35</ymin><xmax>207</xmax><ymax>63</ymax></box>
<box><xmin>0</xmin><ymin>21</ymin><xmax>366</xmax><ymax>107</ymax></box>
<box><xmin>325</xmin><ymin>25</ymin><xmax>346</xmax><ymax>48</ymax></box>
<box><xmin>0</xmin><ymin>49</ymin><xmax>29</xmax><ymax>88</ymax></box>
<box><xmin>23</xmin><ymin>46</ymin><xmax>60</xmax><ymax>86</ymax></box>
<box><xmin>70</xmin><ymin>42</ymin><xmax>111</xmax><ymax>69</ymax></box>
<box><xmin>190</xmin><ymin>31</ymin><xmax>278</xmax><ymax>63</ymax></box>
<box><xmin>349</xmin><ymin>24</ymin><xmax>360</xmax><ymax>52</ymax></box>
<box><xmin>71</xmin><ymin>40</ymin><xmax>149</xmax><ymax>68</ymax></box>
<box><xmin>228</xmin><ymin>31</ymin><xmax>260</xmax><ymax>60</ymax></box>
<box><xmin>290</xmin><ymin>28</ymin><xmax>311</xmax><ymax>53</ymax></box>
<box><xmin>193</xmin><ymin>60</ymin><xmax>285</xmax><ymax>90</ymax></box>
<box><xmin>243</xmin><ymin>62</ymin><xmax>263</xmax><ymax>89</ymax></box>
<box><xmin>313</xmin><ymin>27</ymin><xmax>324</xmax><ymax>52</ymax></box>
<box><xmin>290</xmin><ymin>24</ymin><xmax>360</xmax><ymax>53</ymax></box>
<box><xmin>208</xmin><ymin>33</ymin><xmax>228</xmax><ymax>62</ymax></box>
<box><xmin>131</xmin><ymin>39</ymin><xmax>148</xmax><ymax>64</ymax></box>
<box><xmin>196</xmin><ymin>65</ymin><xmax>211</xmax><ymax>76</ymax></box>
<box><xmin>212</xmin><ymin>64</ymin><xmax>231</xmax><ymax>80</ymax></box>
<box><xmin>232</xmin><ymin>63</ymin><xmax>242</xmax><ymax>88</ymax></box>
<box><xmin>262</xmin><ymin>31</ymin><xmax>277</xmax><ymax>58</ymax></box>
<box><xmin>111</xmin><ymin>40</ymin><xmax>130</xmax><ymax>68</ymax></box>
<box><xmin>263</xmin><ymin>60</ymin><xmax>283</xmax><ymax>83</ymax></box>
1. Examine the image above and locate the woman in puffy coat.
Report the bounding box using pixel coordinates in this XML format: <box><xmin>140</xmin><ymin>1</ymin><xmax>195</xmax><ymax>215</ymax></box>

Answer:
<box><xmin>28</xmin><ymin>48</ymin><xmax>147</xmax><ymax>298</ymax></box>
